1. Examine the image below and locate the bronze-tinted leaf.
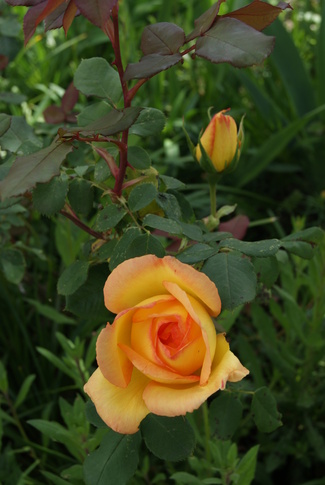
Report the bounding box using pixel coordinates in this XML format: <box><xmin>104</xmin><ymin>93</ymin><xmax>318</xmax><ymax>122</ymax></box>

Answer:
<box><xmin>124</xmin><ymin>53</ymin><xmax>182</xmax><ymax>81</ymax></box>
<box><xmin>0</xmin><ymin>141</ymin><xmax>73</xmax><ymax>200</ymax></box>
<box><xmin>224</xmin><ymin>0</ymin><xmax>292</xmax><ymax>32</ymax></box>
<box><xmin>75</xmin><ymin>0</ymin><xmax>117</xmax><ymax>29</ymax></box>
<box><xmin>186</xmin><ymin>0</ymin><xmax>225</xmax><ymax>42</ymax></box>
<box><xmin>196</xmin><ymin>17</ymin><xmax>275</xmax><ymax>68</ymax></box>
<box><xmin>141</xmin><ymin>22</ymin><xmax>185</xmax><ymax>55</ymax></box>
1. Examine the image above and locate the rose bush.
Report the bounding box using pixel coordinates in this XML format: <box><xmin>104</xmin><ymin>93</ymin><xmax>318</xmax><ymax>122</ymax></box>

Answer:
<box><xmin>84</xmin><ymin>255</ymin><xmax>249</xmax><ymax>434</ymax></box>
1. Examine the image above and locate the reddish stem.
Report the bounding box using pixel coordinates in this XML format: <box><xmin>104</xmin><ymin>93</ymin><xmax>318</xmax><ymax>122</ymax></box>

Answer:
<box><xmin>113</xmin><ymin>129</ymin><xmax>129</xmax><ymax>195</ymax></box>
<box><xmin>111</xmin><ymin>5</ymin><xmax>129</xmax><ymax>107</ymax></box>
<box><xmin>60</xmin><ymin>209</ymin><xmax>105</xmax><ymax>240</ymax></box>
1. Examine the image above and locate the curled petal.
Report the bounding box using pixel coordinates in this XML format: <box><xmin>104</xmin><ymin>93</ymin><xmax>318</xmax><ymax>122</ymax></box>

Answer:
<box><xmin>97</xmin><ymin>309</ymin><xmax>134</xmax><ymax>388</ymax></box>
<box><xmin>84</xmin><ymin>368</ymin><xmax>150</xmax><ymax>434</ymax></box>
<box><xmin>163</xmin><ymin>281</ymin><xmax>216</xmax><ymax>385</ymax></box>
<box><xmin>142</xmin><ymin>334</ymin><xmax>249</xmax><ymax>417</ymax></box>
<box><xmin>119</xmin><ymin>343</ymin><xmax>200</xmax><ymax>384</ymax></box>
<box><xmin>104</xmin><ymin>255</ymin><xmax>221</xmax><ymax>316</ymax></box>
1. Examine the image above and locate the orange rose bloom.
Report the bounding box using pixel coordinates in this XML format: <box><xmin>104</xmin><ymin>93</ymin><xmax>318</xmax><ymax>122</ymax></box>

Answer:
<box><xmin>84</xmin><ymin>255</ymin><xmax>248</xmax><ymax>434</ymax></box>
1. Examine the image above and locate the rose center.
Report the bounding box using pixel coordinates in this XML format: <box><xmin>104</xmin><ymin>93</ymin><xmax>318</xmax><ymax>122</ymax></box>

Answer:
<box><xmin>158</xmin><ymin>321</ymin><xmax>184</xmax><ymax>349</ymax></box>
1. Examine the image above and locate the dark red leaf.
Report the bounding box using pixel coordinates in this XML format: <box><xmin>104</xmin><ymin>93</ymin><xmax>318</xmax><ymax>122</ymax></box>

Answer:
<box><xmin>35</xmin><ymin>0</ymin><xmax>65</xmax><ymax>26</ymax></box>
<box><xmin>62</xmin><ymin>0</ymin><xmax>78</xmax><ymax>34</ymax></box>
<box><xmin>141</xmin><ymin>23</ymin><xmax>185</xmax><ymax>56</ymax></box>
<box><xmin>23</xmin><ymin>1</ymin><xmax>46</xmax><ymax>45</ymax></box>
<box><xmin>61</xmin><ymin>82</ymin><xmax>79</xmax><ymax>114</ymax></box>
<box><xmin>224</xmin><ymin>0</ymin><xmax>292</xmax><ymax>32</ymax></box>
<box><xmin>43</xmin><ymin>105</ymin><xmax>65</xmax><ymax>124</ymax></box>
<box><xmin>75</xmin><ymin>0</ymin><xmax>117</xmax><ymax>29</ymax></box>
<box><xmin>186</xmin><ymin>0</ymin><xmax>225</xmax><ymax>42</ymax></box>
<box><xmin>219</xmin><ymin>215</ymin><xmax>250</xmax><ymax>240</ymax></box>
<box><xmin>43</xmin><ymin>2</ymin><xmax>68</xmax><ymax>31</ymax></box>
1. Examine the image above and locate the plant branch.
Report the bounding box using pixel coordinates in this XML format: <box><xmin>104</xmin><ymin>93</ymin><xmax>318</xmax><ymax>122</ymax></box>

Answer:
<box><xmin>60</xmin><ymin>207</ymin><xmax>105</xmax><ymax>240</ymax></box>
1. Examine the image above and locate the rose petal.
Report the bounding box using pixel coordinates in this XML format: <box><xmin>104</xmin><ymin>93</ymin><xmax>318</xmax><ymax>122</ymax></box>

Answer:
<box><xmin>131</xmin><ymin>297</ymin><xmax>184</xmax><ymax>364</ymax></box>
<box><xmin>97</xmin><ymin>309</ymin><xmax>134</xmax><ymax>388</ymax></box>
<box><xmin>104</xmin><ymin>255</ymin><xmax>221</xmax><ymax>316</ymax></box>
<box><xmin>142</xmin><ymin>334</ymin><xmax>249</xmax><ymax>417</ymax></box>
<box><xmin>97</xmin><ymin>296</ymin><xmax>173</xmax><ymax>387</ymax></box>
<box><xmin>84</xmin><ymin>368</ymin><xmax>150</xmax><ymax>434</ymax></box>
<box><xmin>119</xmin><ymin>343</ymin><xmax>200</xmax><ymax>384</ymax></box>
<box><xmin>163</xmin><ymin>281</ymin><xmax>216</xmax><ymax>385</ymax></box>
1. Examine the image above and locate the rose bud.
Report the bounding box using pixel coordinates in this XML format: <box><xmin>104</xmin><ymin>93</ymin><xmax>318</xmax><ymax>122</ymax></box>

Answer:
<box><xmin>196</xmin><ymin>109</ymin><xmax>243</xmax><ymax>174</ymax></box>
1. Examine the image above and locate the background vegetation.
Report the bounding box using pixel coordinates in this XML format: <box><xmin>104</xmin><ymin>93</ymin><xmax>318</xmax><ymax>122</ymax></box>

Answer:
<box><xmin>0</xmin><ymin>0</ymin><xmax>324</xmax><ymax>483</ymax></box>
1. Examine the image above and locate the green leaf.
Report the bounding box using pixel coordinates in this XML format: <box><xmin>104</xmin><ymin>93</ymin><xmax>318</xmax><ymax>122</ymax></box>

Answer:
<box><xmin>177</xmin><ymin>244</ymin><xmax>216</xmax><ymax>264</ymax></box>
<box><xmin>209</xmin><ymin>394</ymin><xmax>243</xmax><ymax>440</ymax></box>
<box><xmin>128</xmin><ymin>183</ymin><xmax>158</xmax><ymax>212</ymax></box>
<box><xmin>0</xmin><ymin>115</ymin><xmax>42</xmax><ymax>155</ymax></box>
<box><xmin>282</xmin><ymin>226</ymin><xmax>324</xmax><ymax>244</ymax></box>
<box><xmin>219</xmin><ymin>238</ymin><xmax>281</xmax><ymax>258</ymax></box>
<box><xmin>68</xmin><ymin>179</ymin><xmax>94</xmax><ymax>216</ymax></box>
<box><xmin>0</xmin><ymin>141</ymin><xmax>73</xmax><ymax>200</ymax></box>
<box><xmin>178</xmin><ymin>222</ymin><xmax>203</xmax><ymax>242</ymax></box>
<box><xmin>156</xmin><ymin>192</ymin><xmax>182</xmax><ymax>220</ymax></box>
<box><xmin>281</xmin><ymin>240</ymin><xmax>314</xmax><ymax>259</ymax></box>
<box><xmin>33</xmin><ymin>177</ymin><xmax>68</xmax><ymax>216</ymax></box>
<box><xmin>128</xmin><ymin>146</ymin><xmax>151</xmax><ymax>169</ymax></box>
<box><xmin>126</xmin><ymin>234</ymin><xmax>165</xmax><ymax>258</ymax></box>
<box><xmin>41</xmin><ymin>472</ymin><xmax>70</xmax><ymax>485</ymax></box>
<box><xmin>202</xmin><ymin>253</ymin><xmax>257</xmax><ymax>310</ymax></box>
<box><xmin>143</xmin><ymin>214</ymin><xmax>182</xmax><ymax>235</ymax></box>
<box><xmin>124</xmin><ymin>53</ymin><xmax>182</xmax><ymax>81</ymax></box>
<box><xmin>141</xmin><ymin>22</ymin><xmax>185</xmax><ymax>55</ymax></box>
<box><xmin>159</xmin><ymin>174</ymin><xmax>185</xmax><ymax>190</ymax></box>
<box><xmin>0</xmin><ymin>113</ymin><xmax>11</xmax><ymax>137</ymax></box>
<box><xmin>85</xmin><ymin>400</ymin><xmax>107</xmax><ymax>429</ymax></box>
<box><xmin>0</xmin><ymin>248</ymin><xmax>25</xmax><ymax>284</ymax></box>
<box><xmin>57</xmin><ymin>260</ymin><xmax>90</xmax><ymax>296</ymax></box>
<box><xmin>66</xmin><ymin>264</ymin><xmax>111</xmax><ymax>320</ymax></box>
<box><xmin>28</xmin><ymin>419</ymin><xmax>79</xmax><ymax>453</ymax></box>
<box><xmin>170</xmin><ymin>472</ymin><xmax>204</xmax><ymax>484</ymax></box>
<box><xmin>129</xmin><ymin>108</ymin><xmax>166</xmax><ymax>136</ymax></box>
<box><xmin>77</xmin><ymin>101</ymin><xmax>111</xmax><ymax>126</ymax></box>
<box><xmin>141</xmin><ymin>415</ymin><xmax>196</xmax><ymax>461</ymax></box>
<box><xmin>83</xmin><ymin>431</ymin><xmax>141</xmax><ymax>485</ymax></box>
<box><xmin>196</xmin><ymin>17</ymin><xmax>275</xmax><ymax>68</ymax></box>
<box><xmin>25</xmin><ymin>298</ymin><xmax>75</xmax><ymax>324</ymax></box>
<box><xmin>0</xmin><ymin>361</ymin><xmax>8</xmax><ymax>393</ymax></box>
<box><xmin>235</xmin><ymin>445</ymin><xmax>259</xmax><ymax>485</ymax></box>
<box><xmin>74</xmin><ymin>57</ymin><xmax>122</xmax><ymax>106</ymax></box>
<box><xmin>73</xmin><ymin>107</ymin><xmax>142</xmax><ymax>137</ymax></box>
<box><xmin>54</xmin><ymin>215</ymin><xmax>89</xmax><ymax>267</ymax></box>
<box><xmin>109</xmin><ymin>227</ymin><xmax>141</xmax><ymax>270</ymax></box>
<box><xmin>252</xmin><ymin>255</ymin><xmax>279</xmax><ymax>288</ymax></box>
<box><xmin>251</xmin><ymin>387</ymin><xmax>282</xmax><ymax>433</ymax></box>
<box><xmin>95</xmin><ymin>204</ymin><xmax>127</xmax><ymax>231</ymax></box>
<box><xmin>14</xmin><ymin>374</ymin><xmax>36</xmax><ymax>409</ymax></box>
<box><xmin>36</xmin><ymin>348</ymin><xmax>76</xmax><ymax>380</ymax></box>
